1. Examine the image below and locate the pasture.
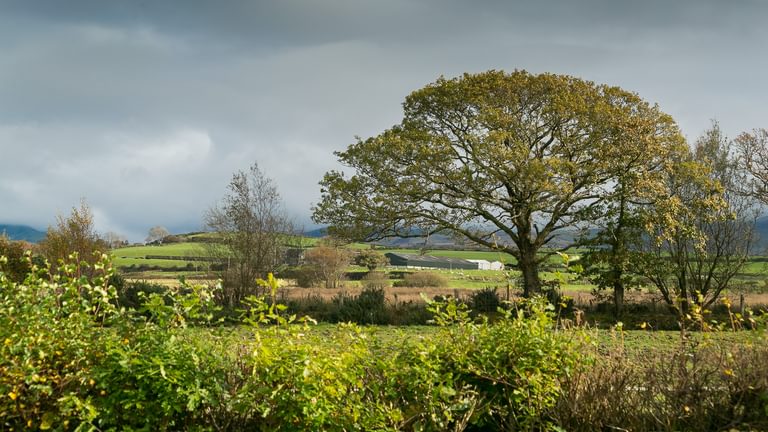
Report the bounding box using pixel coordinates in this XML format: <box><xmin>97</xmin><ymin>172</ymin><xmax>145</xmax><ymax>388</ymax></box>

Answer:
<box><xmin>111</xmin><ymin>239</ymin><xmax>768</xmax><ymax>307</ymax></box>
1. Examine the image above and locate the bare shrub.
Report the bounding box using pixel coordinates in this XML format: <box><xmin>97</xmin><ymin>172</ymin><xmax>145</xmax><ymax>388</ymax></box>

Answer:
<box><xmin>395</xmin><ymin>271</ymin><xmax>448</xmax><ymax>288</ymax></box>
<box><xmin>361</xmin><ymin>271</ymin><xmax>389</xmax><ymax>290</ymax></box>
<box><xmin>552</xmin><ymin>336</ymin><xmax>768</xmax><ymax>431</ymax></box>
<box><xmin>304</xmin><ymin>245</ymin><xmax>351</xmax><ymax>288</ymax></box>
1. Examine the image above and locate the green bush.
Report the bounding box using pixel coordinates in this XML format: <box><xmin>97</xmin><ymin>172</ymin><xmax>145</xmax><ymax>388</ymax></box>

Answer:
<box><xmin>285</xmin><ymin>290</ymin><xmax>431</xmax><ymax>325</ymax></box>
<box><xmin>0</xmin><ymin>253</ymin><xmax>226</xmax><ymax>430</ymax></box>
<box><xmin>116</xmin><ymin>279</ymin><xmax>170</xmax><ymax>310</ymax></box>
<box><xmin>394</xmin><ymin>271</ymin><xmax>448</xmax><ymax>288</ymax></box>
<box><xmin>333</xmin><ymin>287</ymin><xmax>389</xmax><ymax>324</ymax></box>
<box><xmin>354</xmin><ymin>249</ymin><xmax>389</xmax><ymax>271</ymax></box>
<box><xmin>0</xmin><ymin>237</ymin><xmax>33</xmax><ymax>283</ymax></box>
<box><xmin>291</xmin><ymin>265</ymin><xmax>319</xmax><ymax>288</ymax></box>
<box><xmin>0</xmin><ymin>253</ymin><xmax>120</xmax><ymax>429</ymax></box>
<box><xmin>392</xmin><ymin>297</ymin><xmax>580</xmax><ymax>430</ymax></box>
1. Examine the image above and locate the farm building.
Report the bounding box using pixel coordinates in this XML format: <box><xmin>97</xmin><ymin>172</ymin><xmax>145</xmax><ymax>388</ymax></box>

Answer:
<box><xmin>385</xmin><ymin>253</ymin><xmax>479</xmax><ymax>270</ymax></box>
<box><xmin>467</xmin><ymin>259</ymin><xmax>504</xmax><ymax>271</ymax></box>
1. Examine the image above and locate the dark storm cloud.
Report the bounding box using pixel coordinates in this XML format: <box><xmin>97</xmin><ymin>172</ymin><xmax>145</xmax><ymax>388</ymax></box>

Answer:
<box><xmin>0</xmin><ymin>0</ymin><xmax>766</xmax><ymax>240</ymax></box>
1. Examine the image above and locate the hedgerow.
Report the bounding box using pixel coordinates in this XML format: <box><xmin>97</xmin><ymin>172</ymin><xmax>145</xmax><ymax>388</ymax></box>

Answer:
<box><xmin>2</xmin><ymin>253</ymin><xmax>767</xmax><ymax>431</ymax></box>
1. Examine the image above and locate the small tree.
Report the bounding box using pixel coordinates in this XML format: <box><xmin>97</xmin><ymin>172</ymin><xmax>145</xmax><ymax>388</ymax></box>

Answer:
<box><xmin>734</xmin><ymin>128</ymin><xmax>768</xmax><ymax>203</ymax></box>
<box><xmin>103</xmin><ymin>231</ymin><xmax>128</xmax><ymax>249</ymax></box>
<box><xmin>146</xmin><ymin>226</ymin><xmax>170</xmax><ymax>244</ymax></box>
<box><xmin>636</xmin><ymin>124</ymin><xmax>754</xmax><ymax>315</ymax></box>
<box><xmin>354</xmin><ymin>249</ymin><xmax>388</xmax><ymax>271</ymax></box>
<box><xmin>204</xmin><ymin>162</ymin><xmax>293</xmax><ymax>307</ymax></box>
<box><xmin>39</xmin><ymin>200</ymin><xmax>107</xmax><ymax>272</ymax></box>
<box><xmin>304</xmin><ymin>244</ymin><xmax>351</xmax><ymax>288</ymax></box>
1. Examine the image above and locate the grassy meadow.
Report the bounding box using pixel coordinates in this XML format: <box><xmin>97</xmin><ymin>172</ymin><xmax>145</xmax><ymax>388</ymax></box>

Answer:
<box><xmin>110</xmin><ymin>238</ymin><xmax>768</xmax><ymax>307</ymax></box>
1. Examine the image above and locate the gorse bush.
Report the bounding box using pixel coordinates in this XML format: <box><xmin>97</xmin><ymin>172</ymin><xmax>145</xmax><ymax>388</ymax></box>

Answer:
<box><xmin>470</xmin><ymin>286</ymin><xmax>501</xmax><ymax>313</ymax></box>
<box><xmin>332</xmin><ymin>287</ymin><xmax>389</xmax><ymax>324</ymax></box>
<box><xmin>286</xmin><ymin>265</ymin><xmax>319</xmax><ymax>288</ymax></box>
<box><xmin>354</xmin><ymin>249</ymin><xmax>388</xmax><ymax>271</ymax></box>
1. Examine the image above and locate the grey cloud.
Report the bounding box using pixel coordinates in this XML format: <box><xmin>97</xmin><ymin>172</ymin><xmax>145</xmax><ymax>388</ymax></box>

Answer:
<box><xmin>7</xmin><ymin>1</ymin><xmax>765</xmax><ymax>51</ymax></box>
<box><xmin>0</xmin><ymin>0</ymin><xmax>766</xmax><ymax>240</ymax></box>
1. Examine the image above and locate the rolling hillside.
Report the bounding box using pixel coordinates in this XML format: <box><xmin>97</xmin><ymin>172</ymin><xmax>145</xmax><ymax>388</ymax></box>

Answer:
<box><xmin>0</xmin><ymin>224</ymin><xmax>46</xmax><ymax>243</ymax></box>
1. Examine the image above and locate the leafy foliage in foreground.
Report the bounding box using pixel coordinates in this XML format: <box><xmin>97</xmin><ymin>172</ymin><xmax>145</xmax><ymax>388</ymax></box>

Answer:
<box><xmin>1</xmin><ymin>254</ymin><xmax>767</xmax><ymax>431</ymax></box>
<box><xmin>1</xmin><ymin>254</ymin><xmax>579</xmax><ymax>430</ymax></box>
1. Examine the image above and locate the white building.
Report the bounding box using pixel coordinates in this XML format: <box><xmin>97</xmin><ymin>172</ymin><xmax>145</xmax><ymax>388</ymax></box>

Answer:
<box><xmin>467</xmin><ymin>259</ymin><xmax>505</xmax><ymax>271</ymax></box>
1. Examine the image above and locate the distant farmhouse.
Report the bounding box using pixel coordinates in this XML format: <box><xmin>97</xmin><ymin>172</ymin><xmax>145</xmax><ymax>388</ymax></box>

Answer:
<box><xmin>385</xmin><ymin>253</ymin><xmax>503</xmax><ymax>271</ymax></box>
<box><xmin>467</xmin><ymin>259</ymin><xmax>505</xmax><ymax>271</ymax></box>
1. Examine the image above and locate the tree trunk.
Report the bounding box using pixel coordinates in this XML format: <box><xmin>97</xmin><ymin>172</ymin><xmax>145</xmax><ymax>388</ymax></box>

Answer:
<box><xmin>518</xmin><ymin>251</ymin><xmax>541</xmax><ymax>297</ymax></box>
<box><xmin>612</xmin><ymin>189</ymin><xmax>628</xmax><ymax>318</ymax></box>
<box><xmin>678</xmin><ymin>263</ymin><xmax>689</xmax><ymax>316</ymax></box>
<box><xmin>613</xmin><ymin>280</ymin><xmax>624</xmax><ymax>317</ymax></box>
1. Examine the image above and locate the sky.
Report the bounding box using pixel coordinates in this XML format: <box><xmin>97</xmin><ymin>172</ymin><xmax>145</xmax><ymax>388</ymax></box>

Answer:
<box><xmin>1</xmin><ymin>0</ymin><xmax>766</xmax><ymax>242</ymax></box>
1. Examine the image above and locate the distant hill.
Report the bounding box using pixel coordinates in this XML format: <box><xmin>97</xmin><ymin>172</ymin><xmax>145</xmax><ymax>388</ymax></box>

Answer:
<box><xmin>752</xmin><ymin>216</ymin><xmax>768</xmax><ymax>252</ymax></box>
<box><xmin>304</xmin><ymin>227</ymin><xmax>327</xmax><ymax>238</ymax></box>
<box><xmin>263</xmin><ymin>218</ymin><xmax>768</xmax><ymax>252</ymax></box>
<box><xmin>0</xmin><ymin>224</ymin><xmax>46</xmax><ymax>243</ymax></box>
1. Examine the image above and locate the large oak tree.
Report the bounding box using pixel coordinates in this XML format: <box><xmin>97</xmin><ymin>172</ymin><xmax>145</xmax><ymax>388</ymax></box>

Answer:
<box><xmin>313</xmin><ymin>70</ymin><xmax>684</xmax><ymax>296</ymax></box>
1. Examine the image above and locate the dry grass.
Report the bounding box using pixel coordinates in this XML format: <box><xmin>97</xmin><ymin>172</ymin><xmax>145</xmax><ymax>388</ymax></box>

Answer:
<box><xmin>124</xmin><ymin>275</ymin><xmax>768</xmax><ymax>311</ymax></box>
<box><xmin>125</xmin><ymin>277</ymin><xmax>211</xmax><ymax>288</ymax></box>
<box><xmin>279</xmin><ymin>286</ymin><xmax>479</xmax><ymax>303</ymax></box>
<box><xmin>553</xmin><ymin>336</ymin><xmax>768</xmax><ymax>431</ymax></box>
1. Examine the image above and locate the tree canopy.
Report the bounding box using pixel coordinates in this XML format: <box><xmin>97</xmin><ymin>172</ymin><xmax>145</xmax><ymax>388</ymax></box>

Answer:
<box><xmin>145</xmin><ymin>226</ymin><xmax>170</xmax><ymax>244</ymax></box>
<box><xmin>313</xmin><ymin>70</ymin><xmax>686</xmax><ymax>296</ymax></box>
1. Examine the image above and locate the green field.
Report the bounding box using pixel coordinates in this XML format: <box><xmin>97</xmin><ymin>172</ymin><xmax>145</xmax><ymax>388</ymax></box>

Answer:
<box><xmin>375</xmin><ymin>248</ymin><xmax>517</xmax><ymax>263</ymax></box>
<box><xmin>110</xmin><ymin>239</ymin><xmax>768</xmax><ymax>296</ymax></box>
<box><xmin>111</xmin><ymin>240</ymin><xmax>579</xmax><ymax>269</ymax></box>
<box><xmin>112</xmin><ymin>242</ymin><xmax>208</xmax><ymax>268</ymax></box>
